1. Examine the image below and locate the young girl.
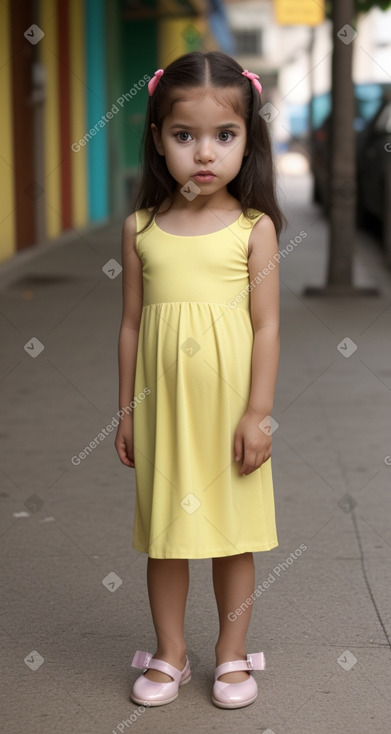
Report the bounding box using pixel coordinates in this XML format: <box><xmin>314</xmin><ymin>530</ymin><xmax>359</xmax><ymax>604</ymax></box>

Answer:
<box><xmin>115</xmin><ymin>50</ymin><xmax>285</xmax><ymax>710</ymax></box>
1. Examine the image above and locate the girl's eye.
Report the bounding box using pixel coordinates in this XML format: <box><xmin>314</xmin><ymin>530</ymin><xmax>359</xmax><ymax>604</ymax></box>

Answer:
<box><xmin>218</xmin><ymin>131</ymin><xmax>234</xmax><ymax>142</ymax></box>
<box><xmin>175</xmin><ymin>132</ymin><xmax>192</xmax><ymax>142</ymax></box>
<box><xmin>175</xmin><ymin>130</ymin><xmax>235</xmax><ymax>143</ymax></box>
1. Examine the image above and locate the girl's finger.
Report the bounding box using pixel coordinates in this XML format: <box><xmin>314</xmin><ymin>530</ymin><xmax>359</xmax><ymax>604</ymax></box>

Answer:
<box><xmin>124</xmin><ymin>444</ymin><xmax>135</xmax><ymax>466</ymax></box>
<box><xmin>241</xmin><ymin>450</ymin><xmax>259</xmax><ymax>475</ymax></box>
<box><xmin>120</xmin><ymin>451</ymin><xmax>132</xmax><ymax>467</ymax></box>
<box><xmin>116</xmin><ymin>440</ymin><xmax>133</xmax><ymax>467</ymax></box>
<box><xmin>233</xmin><ymin>433</ymin><xmax>243</xmax><ymax>463</ymax></box>
<box><xmin>241</xmin><ymin>444</ymin><xmax>254</xmax><ymax>474</ymax></box>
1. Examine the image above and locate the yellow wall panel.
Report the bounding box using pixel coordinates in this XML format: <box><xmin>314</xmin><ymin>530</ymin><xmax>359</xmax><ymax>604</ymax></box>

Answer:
<box><xmin>40</xmin><ymin>0</ymin><xmax>61</xmax><ymax>238</ymax></box>
<box><xmin>0</xmin><ymin>0</ymin><xmax>16</xmax><ymax>263</ymax></box>
<box><xmin>158</xmin><ymin>17</ymin><xmax>209</xmax><ymax>66</ymax></box>
<box><xmin>69</xmin><ymin>0</ymin><xmax>87</xmax><ymax>228</ymax></box>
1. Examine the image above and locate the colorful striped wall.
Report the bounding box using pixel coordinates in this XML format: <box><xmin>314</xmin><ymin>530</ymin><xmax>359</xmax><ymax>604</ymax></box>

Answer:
<box><xmin>0</xmin><ymin>0</ymin><xmax>105</xmax><ymax>264</ymax></box>
<box><xmin>39</xmin><ymin>0</ymin><xmax>93</xmax><ymax>236</ymax></box>
<box><xmin>0</xmin><ymin>0</ymin><xmax>210</xmax><ymax>265</ymax></box>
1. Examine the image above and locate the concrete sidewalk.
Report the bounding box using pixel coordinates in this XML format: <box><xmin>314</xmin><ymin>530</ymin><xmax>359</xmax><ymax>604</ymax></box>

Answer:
<box><xmin>1</xmin><ymin>169</ymin><xmax>391</xmax><ymax>734</ymax></box>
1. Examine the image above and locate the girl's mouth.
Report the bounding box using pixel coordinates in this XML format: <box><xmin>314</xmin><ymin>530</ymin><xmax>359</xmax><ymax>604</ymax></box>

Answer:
<box><xmin>193</xmin><ymin>173</ymin><xmax>216</xmax><ymax>182</ymax></box>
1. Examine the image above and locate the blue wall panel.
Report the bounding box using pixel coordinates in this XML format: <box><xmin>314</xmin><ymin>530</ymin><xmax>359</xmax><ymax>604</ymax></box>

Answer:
<box><xmin>85</xmin><ymin>0</ymin><xmax>108</xmax><ymax>220</ymax></box>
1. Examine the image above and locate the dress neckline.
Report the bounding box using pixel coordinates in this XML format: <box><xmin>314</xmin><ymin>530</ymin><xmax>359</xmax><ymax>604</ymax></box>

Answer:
<box><xmin>152</xmin><ymin>210</ymin><xmax>243</xmax><ymax>237</ymax></box>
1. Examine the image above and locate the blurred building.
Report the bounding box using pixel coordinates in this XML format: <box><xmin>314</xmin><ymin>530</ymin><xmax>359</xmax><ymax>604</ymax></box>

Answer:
<box><xmin>226</xmin><ymin>0</ymin><xmax>391</xmax><ymax>143</ymax></box>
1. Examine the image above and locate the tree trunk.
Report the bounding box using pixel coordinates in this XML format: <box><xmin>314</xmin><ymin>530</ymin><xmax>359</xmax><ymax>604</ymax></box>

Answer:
<box><xmin>304</xmin><ymin>0</ymin><xmax>379</xmax><ymax>296</ymax></box>
<box><xmin>327</xmin><ymin>0</ymin><xmax>356</xmax><ymax>287</ymax></box>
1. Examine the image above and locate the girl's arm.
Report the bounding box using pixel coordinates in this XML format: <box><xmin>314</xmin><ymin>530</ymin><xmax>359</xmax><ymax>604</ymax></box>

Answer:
<box><xmin>233</xmin><ymin>214</ymin><xmax>280</xmax><ymax>476</ymax></box>
<box><xmin>115</xmin><ymin>213</ymin><xmax>143</xmax><ymax>467</ymax></box>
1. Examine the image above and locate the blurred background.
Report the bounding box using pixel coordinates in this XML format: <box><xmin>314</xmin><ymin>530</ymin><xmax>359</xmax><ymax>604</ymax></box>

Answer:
<box><xmin>1</xmin><ymin>0</ymin><xmax>391</xmax><ymax>267</ymax></box>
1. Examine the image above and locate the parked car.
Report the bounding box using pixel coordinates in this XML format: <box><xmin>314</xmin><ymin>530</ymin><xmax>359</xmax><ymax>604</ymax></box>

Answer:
<box><xmin>356</xmin><ymin>96</ymin><xmax>391</xmax><ymax>260</ymax></box>
<box><xmin>309</xmin><ymin>84</ymin><xmax>391</xmax><ymax>263</ymax></box>
<box><xmin>309</xmin><ymin>83</ymin><xmax>391</xmax><ymax>210</ymax></box>
<box><xmin>310</xmin><ymin>113</ymin><xmax>331</xmax><ymax>208</ymax></box>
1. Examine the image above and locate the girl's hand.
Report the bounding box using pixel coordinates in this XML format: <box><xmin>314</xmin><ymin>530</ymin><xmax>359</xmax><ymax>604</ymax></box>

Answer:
<box><xmin>115</xmin><ymin>418</ymin><xmax>135</xmax><ymax>468</ymax></box>
<box><xmin>233</xmin><ymin>411</ymin><xmax>272</xmax><ymax>476</ymax></box>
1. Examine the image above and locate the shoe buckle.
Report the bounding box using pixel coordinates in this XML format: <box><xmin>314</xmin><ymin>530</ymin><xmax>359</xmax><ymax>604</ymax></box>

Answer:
<box><xmin>247</xmin><ymin>655</ymin><xmax>253</xmax><ymax>670</ymax></box>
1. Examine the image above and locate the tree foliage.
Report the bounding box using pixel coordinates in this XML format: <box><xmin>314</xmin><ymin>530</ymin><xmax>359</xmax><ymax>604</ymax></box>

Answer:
<box><xmin>325</xmin><ymin>0</ymin><xmax>391</xmax><ymax>15</ymax></box>
<box><xmin>355</xmin><ymin>0</ymin><xmax>391</xmax><ymax>10</ymax></box>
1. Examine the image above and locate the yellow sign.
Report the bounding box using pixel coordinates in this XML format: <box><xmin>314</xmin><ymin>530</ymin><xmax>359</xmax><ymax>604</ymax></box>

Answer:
<box><xmin>274</xmin><ymin>0</ymin><xmax>325</xmax><ymax>26</ymax></box>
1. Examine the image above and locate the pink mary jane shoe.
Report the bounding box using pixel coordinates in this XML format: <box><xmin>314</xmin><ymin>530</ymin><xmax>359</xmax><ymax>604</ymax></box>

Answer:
<box><xmin>130</xmin><ymin>650</ymin><xmax>191</xmax><ymax>706</ymax></box>
<box><xmin>212</xmin><ymin>652</ymin><xmax>266</xmax><ymax>709</ymax></box>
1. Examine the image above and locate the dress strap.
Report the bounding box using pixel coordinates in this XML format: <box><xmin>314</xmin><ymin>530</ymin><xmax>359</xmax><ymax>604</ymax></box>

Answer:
<box><xmin>135</xmin><ymin>208</ymin><xmax>154</xmax><ymax>231</ymax></box>
<box><xmin>238</xmin><ymin>209</ymin><xmax>265</xmax><ymax>229</ymax></box>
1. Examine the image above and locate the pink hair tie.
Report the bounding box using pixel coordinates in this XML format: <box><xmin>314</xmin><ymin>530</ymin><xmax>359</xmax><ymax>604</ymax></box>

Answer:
<box><xmin>241</xmin><ymin>69</ymin><xmax>262</xmax><ymax>96</ymax></box>
<box><xmin>148</xmin><ymin>69</ymin><xmax>164</xmax><ymax>96</ymax></box>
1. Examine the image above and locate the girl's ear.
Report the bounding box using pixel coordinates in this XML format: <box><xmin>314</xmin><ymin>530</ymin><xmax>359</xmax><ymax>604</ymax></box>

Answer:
<box><xmin>151</xmin><ymin>123</ymin><xmax>165</xmax><ymax>156</ymax></box>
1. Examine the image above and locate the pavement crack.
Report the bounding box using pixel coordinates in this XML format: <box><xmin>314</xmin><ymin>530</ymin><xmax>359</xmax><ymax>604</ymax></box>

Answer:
<box><xmin>350</xmin><ymin>509</ymin><xmax>391</xmax><ymax>651</ymax></box>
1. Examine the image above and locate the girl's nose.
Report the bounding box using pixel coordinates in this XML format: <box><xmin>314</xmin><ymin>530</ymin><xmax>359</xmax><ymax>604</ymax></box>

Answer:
<box><xmin>195</xmin><ymin>138</ymin><xmax>215</xmax><ymax>163</ymax></box>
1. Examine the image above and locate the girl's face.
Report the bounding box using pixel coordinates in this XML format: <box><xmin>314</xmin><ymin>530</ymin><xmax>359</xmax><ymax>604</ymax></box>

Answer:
<box><xmin>151</xmin><ymin>87</ymin><xmax>249</xmax><ymax>196</ymax></box>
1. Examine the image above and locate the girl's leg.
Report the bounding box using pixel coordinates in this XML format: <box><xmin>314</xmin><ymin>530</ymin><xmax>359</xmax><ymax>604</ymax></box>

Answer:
<box><xmin>212</xmin><ymin>552</ymin><xmax>255</xmax><ymax>683</ymax></box>
<box><xmin>142</xmin><ymin>557</ymin><xmax>189</xmax><ymax>683</ymax></box>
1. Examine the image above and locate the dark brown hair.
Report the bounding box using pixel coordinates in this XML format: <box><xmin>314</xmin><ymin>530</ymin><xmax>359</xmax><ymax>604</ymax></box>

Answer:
<box><xmin>132</xmin><ymin>51</ymin><xmax>286</xmax><ymax>239</ymax></box>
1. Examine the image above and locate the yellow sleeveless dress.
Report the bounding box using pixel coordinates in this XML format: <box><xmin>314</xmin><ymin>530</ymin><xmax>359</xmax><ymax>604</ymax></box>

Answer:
<box><xmin>132</xmin><ymin>207</ymin><xmax>278</xmax><ymax>559</ymax></box>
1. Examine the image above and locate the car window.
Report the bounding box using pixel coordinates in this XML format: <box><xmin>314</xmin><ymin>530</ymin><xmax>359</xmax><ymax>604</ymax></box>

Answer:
<box><xmin>374</xmin><ymin>103</ymin><xmax>391</xmax><ymax>133</ymax></box>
